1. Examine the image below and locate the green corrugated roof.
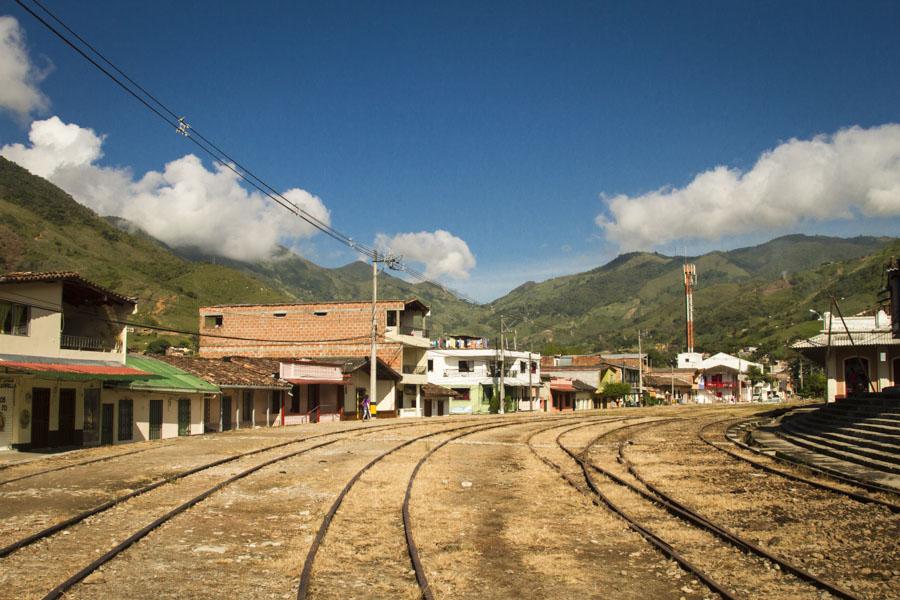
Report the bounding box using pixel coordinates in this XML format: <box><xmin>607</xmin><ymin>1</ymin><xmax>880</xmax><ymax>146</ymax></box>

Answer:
<box><xmin>116</xmin><ymin>355</ymin><xmax>221</xmax><ymax>393</ymax></box>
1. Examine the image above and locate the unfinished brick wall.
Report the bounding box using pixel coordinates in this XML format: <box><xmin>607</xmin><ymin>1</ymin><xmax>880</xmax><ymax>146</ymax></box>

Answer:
<box><xmin>197</xmin><ymin>301</ymin><xmax>407</xmax><ymax>369</ymax></box>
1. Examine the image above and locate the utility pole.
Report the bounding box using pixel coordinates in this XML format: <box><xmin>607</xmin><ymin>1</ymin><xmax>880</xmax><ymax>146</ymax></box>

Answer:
<box><xmin>499</xmin><ymin>315</ymin><xmax>506</xmax><ymax>414</ymax></box>
<box><xmin>527</xmin><ymin>349</ymin><xmax>533</xmax><ymax>411</ymax></box>
<box><xmin>370</xmin><ymin>250</ymin><xmax>378</xmax><ymax>416</ymax></box>
<box><xmin>670</xmin><ymin>361</ymin><xmax>674</xmax><ymax>404</ymax></box>
<box><xmin>638</xmin><ymin>329</ymin><xmax>644</xmax><ymax>406</ymax></box>
<box><xmin>369</xmin><ymin>250</ymin><xmax>401</xmax><ymax>417</ymax></box>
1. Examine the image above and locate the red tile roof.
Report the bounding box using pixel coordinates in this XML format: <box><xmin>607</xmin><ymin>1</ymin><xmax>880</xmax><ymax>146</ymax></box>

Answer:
<box><xmin>0</xmin><ymin>360</ymin><xmax>147</xmax><ymax>377</ymax></box>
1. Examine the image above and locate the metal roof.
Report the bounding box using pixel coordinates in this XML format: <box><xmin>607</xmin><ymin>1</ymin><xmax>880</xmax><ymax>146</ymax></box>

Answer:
<box><xmin>791</xmin><ymin>331</ymin><xmax>900</xmax><ymax>349</ymax></box>
<box><xmin>112</xmin><ymin>355</ymin><xmax>221</xmax><ymax>394</ymax></box>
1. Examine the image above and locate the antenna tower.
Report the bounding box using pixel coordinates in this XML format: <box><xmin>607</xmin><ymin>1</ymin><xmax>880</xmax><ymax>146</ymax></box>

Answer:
<box><xmin>683</xmin><ymin>263</ymin><xmax>697</xmax><ymax>352</ymax></box>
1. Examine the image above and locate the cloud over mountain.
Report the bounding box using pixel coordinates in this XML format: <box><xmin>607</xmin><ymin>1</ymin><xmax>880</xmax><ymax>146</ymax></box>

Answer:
<box><xmin>597</xmin><ymin>124</ymin><xmax>900</xmax><ymax>250</ymax></box>
<box><xmin>1</xmin><ymin>116</ymin><xmax>330</xmax><ymax>261</ymax></box>
<box><xmin>375</xmin><ymin>229</ymin><xmax>476</xmax><ymax>279</ymax></box>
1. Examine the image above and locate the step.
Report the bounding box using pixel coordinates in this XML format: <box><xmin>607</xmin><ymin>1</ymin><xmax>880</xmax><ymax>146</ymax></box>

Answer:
<box><xmin>773</xmin><ymin>428</ymin><xmax>900</xmax><ymax>474</ymax></box>
<box><xmin>781</xmin><ymin>423</ymin><xmax>900</xmax><ymax>463</ymax></box>
<box><xmin>790</xmin><ymin>410</ymin><xmax>900</xmax><ymax>433</ymax></box>
<box><xmin>749</xmin><ymin>427</ymin><xmax>900</xmax><ymax>491</ymax></box>
<box><xmin>783</xmin><ymin>420</ymin><xmax>900</xmax><ymax>454</ymax></box>
<box><xmin>794</xmin><ymin>414</ymin><xmax>900</xmax><ymax>439</ymax></box>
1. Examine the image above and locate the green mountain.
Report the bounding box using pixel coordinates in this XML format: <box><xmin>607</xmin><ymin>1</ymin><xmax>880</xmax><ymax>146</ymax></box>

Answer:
<box><xmin>1</xmin><ymin>154</ymin><xmax>895</xmax><ymax>359</ymax></box>
<box><xmin>479</xmin><ymin>234</ymin><xmax>897</xmax><ymax>359</ymax></box>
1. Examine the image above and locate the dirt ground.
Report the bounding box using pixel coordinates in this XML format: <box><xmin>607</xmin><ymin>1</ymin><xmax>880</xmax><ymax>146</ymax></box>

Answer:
<box><xmin>0</xmin><ymin>404</ymin><xmax>895</xmax><ymax>600</ymax></box>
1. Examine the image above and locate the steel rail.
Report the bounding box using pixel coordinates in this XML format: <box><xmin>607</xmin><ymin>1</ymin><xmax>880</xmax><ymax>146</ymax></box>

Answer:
<box><xmin>0</xmin><ymin>419</ymin><xmax>444</xmax><ymax>559</ymax></box>
<box><xmin>0</xmin><ymin>442</ymin><xmax>174</xmax><ymax>485</ymax></box>
<box><xmin>402</xmin><ymin>415</ymin><xmax>627</xmax><ymax>600</ymax></box>
<box><xmin>699</xmin><ymin>417</ymin><xmax>900</xmax><ymax>510</ymax></box>
<box><xmin>616</xmin><ymin>419</ymin><xmax>861</xmax><ymax>600</ymax></box>
<box><xmin>525</xmin><ymin>417</ymin><xmax>738</xmax><ymax>600</ymax></box>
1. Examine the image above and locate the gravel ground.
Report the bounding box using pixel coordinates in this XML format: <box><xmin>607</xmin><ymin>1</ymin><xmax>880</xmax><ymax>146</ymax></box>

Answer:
<box><xmin>0</xmin><ymin>404</ymin><xmax>894</xmax><ymax>600</ymax></box>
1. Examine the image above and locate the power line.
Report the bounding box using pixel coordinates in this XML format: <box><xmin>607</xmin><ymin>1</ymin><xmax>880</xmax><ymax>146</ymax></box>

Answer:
<box><xmin>14</xmin><ymin>0</ymin><xmax>477</xmax><ymax>303</ymax></box>
<box><xmin>2</xmin><ymin>291</ymin><xmax>386</xmax><ymax>346</ymax></box>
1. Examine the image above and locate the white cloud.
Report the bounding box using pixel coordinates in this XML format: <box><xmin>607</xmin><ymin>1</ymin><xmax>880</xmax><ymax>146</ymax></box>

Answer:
<box><xmin>597</xmin><ymin>124</ymin><xmax>900</xmax><ymax>250</ymax></box>
<box><xmin>0</xmin><ymin>16</ymin><xmax>50</xmax><ymax>119</ymax></box>
<box><xmin>375</xmin><ymin>229</ymin><xmax>476</xmax><ymax>280</ymax></box>
<box><xmin>1</xmin><ymin>116</ymin><xmax>330</xmax><ymax>261</ymax></box>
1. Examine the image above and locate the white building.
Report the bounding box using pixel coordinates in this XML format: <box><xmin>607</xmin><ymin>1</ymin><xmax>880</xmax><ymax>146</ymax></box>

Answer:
<box><xmin>427</xmin><ymin>339</ymin><xmax>540</xmax><ymax>413</ymax></box>
<box><xmin>694</xmin><ymin>352</ymin><xmax>764</xmax><ymax>403</ymax></box>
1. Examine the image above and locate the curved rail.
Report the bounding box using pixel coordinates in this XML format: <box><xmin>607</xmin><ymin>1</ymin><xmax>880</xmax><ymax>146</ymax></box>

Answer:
<box><xmin>0</xmin><ymin>419</ymin><xmax>441</xmax><ymax>560</ymax></box>
<box><xmin>616</xmin><ymin>419</ymin><xmax>860</xmax><ymax>599</ymax></box>
<box><xmin>698</xmin><ymin>417</ymin><xmax>899</xmax><ymax>512</ymax></box>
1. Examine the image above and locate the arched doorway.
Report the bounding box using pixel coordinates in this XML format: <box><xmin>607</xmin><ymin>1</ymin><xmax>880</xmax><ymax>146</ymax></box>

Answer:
<box><xmin>844</xmin><ymin>357</ymin><xmax>870</xmax><ymax>396</ymax></box>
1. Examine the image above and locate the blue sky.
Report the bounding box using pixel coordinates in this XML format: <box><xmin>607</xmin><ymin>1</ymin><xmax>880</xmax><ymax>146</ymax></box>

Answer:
<box><xmin>1</xmin><ymin>1</ymin><xmax>899</xmax><ymax>301</ymax></box>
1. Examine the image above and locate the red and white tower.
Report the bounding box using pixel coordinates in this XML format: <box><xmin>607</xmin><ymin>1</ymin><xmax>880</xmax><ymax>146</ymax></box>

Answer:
<box><xmin>683</xmin><ymin>263</ymin><xmax>697</xmax><ymax>353</ymax></box>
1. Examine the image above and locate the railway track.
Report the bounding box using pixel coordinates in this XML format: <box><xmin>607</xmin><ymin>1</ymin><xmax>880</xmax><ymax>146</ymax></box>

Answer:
<box><xmin>699</xmin><ymin>417</ymin><xmax>900</xmax><ymax>509</ymax></box>
<box><xmin>530</xmin><ymin>416</ymin><xmax>863</xmax><ymax>600</ymax></box>
<box><xmin>295</xmin><ymin>414</ymin><xmax>608</xmax><ymax>599</ymax></box>
<box><xmin>0</xmin><ymin>417</ymin><xmax>486</xmax><ymax>600</ymax></box>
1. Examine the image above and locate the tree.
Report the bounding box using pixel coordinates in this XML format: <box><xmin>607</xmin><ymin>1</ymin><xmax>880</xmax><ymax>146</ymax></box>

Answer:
<box><xmin>746</xmin><ymin>365</ymin><xmax>774</xmax><ymax>386</ymax></box>
<box><xmin>145</xmin><ymin>338</ymin><xmax>172</xmax><ymax>355</ymax></box>
<box><xmin>600</xmin><ymin>381</ymin><xmax>632</xmax><ymax>407</ymax></box>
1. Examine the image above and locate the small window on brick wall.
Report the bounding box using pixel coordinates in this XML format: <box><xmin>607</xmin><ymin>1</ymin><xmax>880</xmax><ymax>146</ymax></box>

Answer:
<box><xmin>273</xmin><ymin>312</ymin><xmax>287</xmax><ymax>318</ymax></box>
<box><xmin>386</xmin><ymin>311</ymin><xmax>397</xmax><ymax>327</ymax></box>
<box><xmin>313</xmin><ymin>310</ymin><xmax>328</xmax><ymax>317</ymax></box>
<box><xmin>204</xmin><ymin>314</ymin><xmax>223</xmax><ymax>328</ymax></box>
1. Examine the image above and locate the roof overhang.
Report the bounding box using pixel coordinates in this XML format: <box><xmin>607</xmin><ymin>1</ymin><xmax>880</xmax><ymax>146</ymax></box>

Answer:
<box><xmin>0</xmin><ymin>356</ymin><xmax>149</xmax><ymax>380</ymax></box>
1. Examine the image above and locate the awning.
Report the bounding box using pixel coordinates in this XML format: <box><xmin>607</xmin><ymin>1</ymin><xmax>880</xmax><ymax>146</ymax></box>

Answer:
<box><xmin>550</xmin><ymin>380</ymin><xmax>576</xmax><ymax>392</ymax></box>
<box><xmin>110</xmin><ymin>355</ymin><xmax>221</xmax><ymax>394</ymax></box>
<box><xmin>285</xmin><ymin>376</ymin><xmax>348</xmax><ymax>385</ymax></box>
<box><xmin>0</xmin><ymin>358</ymin><xmax>149</xmax><ymax>381</ymax></box>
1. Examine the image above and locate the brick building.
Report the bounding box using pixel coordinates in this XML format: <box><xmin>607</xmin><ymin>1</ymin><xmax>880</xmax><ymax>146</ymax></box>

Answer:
<box><xmin>197</xmin><ymin>299</ymin><xmax>431</xmax><ymax>417</ymax></box>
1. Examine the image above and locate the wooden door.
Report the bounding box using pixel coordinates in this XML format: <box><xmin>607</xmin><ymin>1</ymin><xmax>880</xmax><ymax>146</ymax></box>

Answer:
<box><xmin>30</xmin><ymin>388</ymin><xmax>50</xmax><ymax>448</ymax></box>
<box><xmin>58</xmin><ymin>389</ymin><xmax>76</xmax><ymax>446</ymax></box>
<box><xmin>178</xmin><ymin>398</ymin><xmax>191</xmax><ymax>437</ymax></box>
<box><xmin>149</xmin><ymin>399</ymin><xmax>163</xmax><ymax>440</ymax></box>
<box><xmin>82</xmin><ymin>389</ymin><xmax>100</xmax><ymax>446</ymax></box>
<box><xmin>424</xmin><ymin>397</ymin><xmax>432</xmax><ymax>417</ymax></box>
<box><xmin>101</xmin><ymin>404</ymin><xmax>114</xmax><ymax>445</ymax></box>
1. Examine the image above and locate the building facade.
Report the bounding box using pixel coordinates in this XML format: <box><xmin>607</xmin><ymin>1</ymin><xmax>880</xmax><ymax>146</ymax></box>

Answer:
<box><xmin>197</xmin><ymin>299</ymin><xmax>431</xmax><ymax>418</ymax></box>
<box><xmin>793</xmin><ymin>310</ymin><xmax>899</xmax><ymax>402</ymax></box>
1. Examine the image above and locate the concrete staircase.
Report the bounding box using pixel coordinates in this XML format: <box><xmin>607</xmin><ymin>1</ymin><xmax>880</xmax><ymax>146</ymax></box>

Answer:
<box><xmin>765</xmin><ymin>395</ymin><xmax>900</xmax><ymax>477</ymax></box>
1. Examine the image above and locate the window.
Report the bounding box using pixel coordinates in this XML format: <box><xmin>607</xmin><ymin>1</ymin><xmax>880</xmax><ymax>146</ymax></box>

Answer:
<box><xmin>531</xmin><ymin>361</ymin><xmax>537</xmax><ymax>374</ymax></box>
<box><xmin>273</xmin><ymin>312</ymin><xmax>287</xmax><ymax>318</ymax></box>
<box><xmin>520</xmin><ymin>361</ymin><xmax>527</xmax><ymax>373</ymax></box>
<box><xmin>0</xmin><ymin>301</ymin><xmax>29</xmax><ymax>336</ymax></box>
<box><xmin>427</xmin><ymin>359</ymin><xmax>433</xmax><ymax>372</ymax></box>
<box><xmin>386</xmin><ymin>311</ymin><xmax>397</xmax><ymax>327</ymax></box>
<box><xmin>458</xmin><ymin>360</ymin><xmax>472</xmax><ymax>373</ymax></box>
<box><xmin>313</xmin><ymin>310</ymin><xmax>328</xmax><ymax>317</ymax></box>
<box><xmin>118</xmin><ymin>399</ymin><xmax>133</xmax><ymax>441</ymax></box>
<box><xmin>204</xmin><ymin>314</ymin><xmax>223</xmax><ymax>328</ymax></box>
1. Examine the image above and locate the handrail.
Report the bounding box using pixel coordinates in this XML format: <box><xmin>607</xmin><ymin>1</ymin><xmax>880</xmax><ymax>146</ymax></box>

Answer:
<box><xmin>304</xmin><ymin>405</ymin><xmax>320</xmax><ymax>424</ymax></box>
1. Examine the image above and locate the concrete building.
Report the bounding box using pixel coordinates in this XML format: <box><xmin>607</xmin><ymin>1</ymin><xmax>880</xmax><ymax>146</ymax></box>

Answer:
<box><xmin>792</xmin><ymin>309</ymin><xmax>899</xmax><ymax>402</ymax></box>
<box><xmin>693</xmin><ymin>352</ymin><xmax>763</xmax><ymax>403</ymax></box>
<box><xmin>540</xmin><ymin>376</ymin><xmax>597</xmax><ymax>412</ymax></box>
<box><xmin>542</xmin><ymin>353</ymin><xmax>645</xmax><ymax>405</ymax></box>
<box><xmin>197</xmin><ymin>299</ymin><xmax>430</xmax><ymax>418</ymax></box>
<box><xmin>0</xmin><ymin>272</ymin><xmax>147</xmax><ymax>449</ymax></box>
<box><xmin>427</xmin><ymin>340</ymin><xmax>540</xmax><ymax>414</ymax></box>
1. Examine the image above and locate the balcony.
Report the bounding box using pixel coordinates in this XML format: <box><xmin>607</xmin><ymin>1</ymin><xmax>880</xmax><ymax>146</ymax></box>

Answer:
<box><xmin>402</xmin><ymin>364</ymin><xmax>427</xmax><ymax>375</ymax></box>
<box><xmin>399</xmin><ymin>326</ymin><xmax>429</xmax><ymax>338</ymax></box>
<box><xmin>60</xmin><ymin>334</ymin><xmax>119</xmax><ymax>352</ymax></box>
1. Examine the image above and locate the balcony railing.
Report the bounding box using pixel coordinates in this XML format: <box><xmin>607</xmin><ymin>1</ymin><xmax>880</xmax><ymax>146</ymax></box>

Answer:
<box><xmin>402</xmin><ymin>365</ymin><xmax>428</xmax><ymax>375</ymax></box>
<box><xmin>60</xmin><ymin>334</ymin><xmax>118</xmax><ymax>352</ymax></box>
<box><xmin>398</xmin><ymin>326</ymin><xmax>429</xmax><ymax>338</ymax></box>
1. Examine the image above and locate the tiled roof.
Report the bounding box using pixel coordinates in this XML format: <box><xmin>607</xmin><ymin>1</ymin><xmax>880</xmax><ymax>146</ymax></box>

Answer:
<box><xmin>422</xmin><ymin>383</ymin><xmax>460</xmax><ymax>399</ymax></box>
<box><xmin>0</xmin><ymin>271</ymin><xmax>135</xmax><ymax>306</ymax></box>
<box><xmin>156</xmin><ymin>355</ymin><xmax>290</xmax><ymax>389</ymax></box>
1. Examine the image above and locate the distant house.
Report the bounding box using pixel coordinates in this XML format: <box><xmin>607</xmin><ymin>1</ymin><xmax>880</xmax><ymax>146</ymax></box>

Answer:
<box><xmin>541</xmin><ymin>353</ymin><xmax>645</xmax><ymax>405</ymax></box>
<box><xmin>540</xmin><ymin>376</ymin><xmax>597</xmax><ymax>412</ymax></box>
<box><xmin>427</xmin><ymin>338</ymin><xmax>540</xmax><ymax>414</ymax></box>
<box><xmin>792</xmin><ymin>309</ymin><xmax>899</xmax><ymax>402</ymax></box>
<box><xmin>644</xmin><ymin>369</ymin><xmax>697</xmax><ymax>403</ymax></box>
<box><xmin>693</xmin><ymin>352</ymin><xmax>763</xmax><ymax>403</ymax></box>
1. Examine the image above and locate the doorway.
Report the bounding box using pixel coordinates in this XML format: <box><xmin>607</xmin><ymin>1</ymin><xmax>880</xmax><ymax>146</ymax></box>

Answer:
<box><xmin>308</xmin><ymin>385</ymin><xmax>320</xmax><ymax>422</ymax></box>
<box><xmin>83</xmin><ymin>389</ymin><xmax>100</xmax><ymax>446</ymax></box>
<box><xmin>222</xmin><ymin>395</ymin><xmax>232</xmax><ymax>430</ymax></box>
<box><xmin>101</xmin><ymin>404</ymin><xmax>114</xmax><ymax>445</ymax></box>
<box><xmin>30</xmin><ymin>388</ymin><xmax>50</xmax><ymax>449</ymax></box>
<box><xmin>149</xmin><ymin>399</ymin><xmax>163</xmax><ymax>440</ymax></box>
<box><xmin>178</xmin><ymin>398</ymin><xmax>191</xmax><ymax>437</ymax></box>
<box><xmin>59</xmin><ymin>388</ymin><xmax>76</xmax><ymax>447</ymax></box>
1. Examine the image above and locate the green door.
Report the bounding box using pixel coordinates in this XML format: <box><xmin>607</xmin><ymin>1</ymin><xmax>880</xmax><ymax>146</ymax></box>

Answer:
<box><xmin>149</xmin><ymin>400</ymin><xmax>163</xmax><ymax>440</ymax></box>
<box><xmin>178</xmin><ymin>398</ymin><xmax>191</xmax><ymax>436</ymax></box>
<box><xmin>101</xmin><ymin>404</ymin><xmax>114</xmax><ymax>445</ymax></box>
